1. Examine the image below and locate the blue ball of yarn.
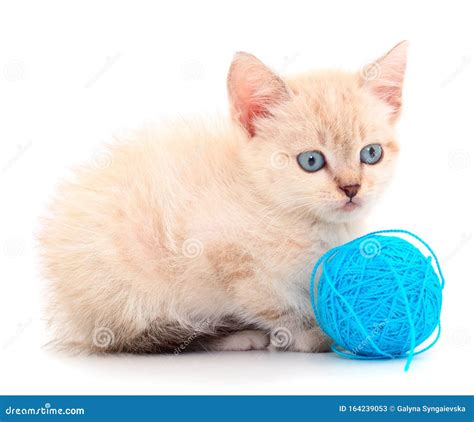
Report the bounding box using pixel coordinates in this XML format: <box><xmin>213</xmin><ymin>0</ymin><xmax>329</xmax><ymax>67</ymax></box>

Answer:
<box><xmin>310</xmin><ymin>230</ymin><xmax>444</xmax><ymax>371</ymax></box>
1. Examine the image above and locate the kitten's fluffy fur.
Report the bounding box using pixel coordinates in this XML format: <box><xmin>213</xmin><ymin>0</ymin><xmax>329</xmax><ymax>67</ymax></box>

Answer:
<box><xmin>39</xmin><ymin>42</ymin><xmax>407</xmax><ymax>353</ymax></box>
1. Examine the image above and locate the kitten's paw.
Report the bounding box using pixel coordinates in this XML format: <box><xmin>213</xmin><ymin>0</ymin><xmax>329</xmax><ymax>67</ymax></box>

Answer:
<box><xmin>211</xmin><ymin>330</ymin><xmax>269</xmax><ymax>351</ymax></box>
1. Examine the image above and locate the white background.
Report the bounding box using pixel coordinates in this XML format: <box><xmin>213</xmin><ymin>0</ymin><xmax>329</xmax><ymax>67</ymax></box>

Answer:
<box><xmin>0</xmin><ymin>0</ymin><xmax>473</xmax><ymax>395</ymax></box>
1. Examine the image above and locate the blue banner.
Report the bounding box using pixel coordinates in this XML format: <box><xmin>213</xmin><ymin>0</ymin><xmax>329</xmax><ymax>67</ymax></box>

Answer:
<box><xmin>0</xmin><ymin>396</ymin><xmax>472</xmax><ymax>421</ymax></box>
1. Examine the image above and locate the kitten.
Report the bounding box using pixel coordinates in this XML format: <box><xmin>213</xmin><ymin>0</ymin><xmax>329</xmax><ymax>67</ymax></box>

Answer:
<box><xmin>39</xmin><ymin>42</ymin><xmax>407</xmax><ymax>353</ymax></box>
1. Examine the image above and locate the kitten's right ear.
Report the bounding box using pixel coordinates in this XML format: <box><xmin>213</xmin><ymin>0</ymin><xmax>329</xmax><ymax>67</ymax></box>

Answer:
<box><xmin>227</xmin><ymin>52</ymin><xmax>290</xmax><ymax>137</ymax></box>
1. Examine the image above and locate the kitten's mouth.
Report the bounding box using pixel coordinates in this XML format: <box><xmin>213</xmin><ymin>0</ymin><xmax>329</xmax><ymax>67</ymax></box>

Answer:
<box><xmin>341</xmin><ymin>200</ymin><xmax>360</xmax><ymax>212</ymax></box>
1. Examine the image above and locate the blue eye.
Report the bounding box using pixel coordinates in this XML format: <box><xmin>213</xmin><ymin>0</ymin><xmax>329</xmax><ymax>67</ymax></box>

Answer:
<box><xmin>297</xmin><ymin>151</ymin><xmax>325</xmax><ymax>172</ymax></box>
<box><xmin>360</xmin><ymin>144</ymin><xmax>383</xmax><ymax>165</ymax></box>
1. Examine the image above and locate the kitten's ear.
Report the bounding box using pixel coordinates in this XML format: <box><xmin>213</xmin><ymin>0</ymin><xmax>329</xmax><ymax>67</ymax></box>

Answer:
<box><xmin>361</xmin><ymin>41</ymin><xmax>408</xmax><ymax>123</ymax></box>
<box><xmin>227</xmin><ymin>52</ymin><xmax>291</xmax><ymax>137</ymax></box>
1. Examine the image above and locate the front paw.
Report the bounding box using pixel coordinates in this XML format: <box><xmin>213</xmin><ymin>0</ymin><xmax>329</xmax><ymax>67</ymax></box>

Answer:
<box><xmin>210</xmin><ymin>330</ymin><xmax>270</xmax><ymax>351</ymax></box>
<box><xmin>269</xmin><ymin>326</ymin><xmax>332</xmax><ymax>353</ymax></box>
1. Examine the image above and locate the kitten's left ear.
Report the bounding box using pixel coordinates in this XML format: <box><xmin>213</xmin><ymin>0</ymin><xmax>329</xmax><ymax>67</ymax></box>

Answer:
<box><xmin>361</xmin><ymin>41</ymin><xmax>408</xmax><ymax>123</ymax></box>
<box><xmin>227</xmin><ymin>52</ymin><xmax>291</xmax><ymax>137</ymax></box>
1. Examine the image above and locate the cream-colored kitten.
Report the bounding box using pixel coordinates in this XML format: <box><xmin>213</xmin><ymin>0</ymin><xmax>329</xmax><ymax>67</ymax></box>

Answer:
<box><xmin>39</xmin><ymin>42</ymin><xmax>407</xmax><ymax>353</ymax></box>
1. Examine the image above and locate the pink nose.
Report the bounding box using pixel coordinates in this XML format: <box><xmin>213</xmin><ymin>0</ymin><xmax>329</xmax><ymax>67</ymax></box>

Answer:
<box><xmin>339</xmin><ymin>184</ymin><xmax>360</xmax><ymax>199</ymax></box>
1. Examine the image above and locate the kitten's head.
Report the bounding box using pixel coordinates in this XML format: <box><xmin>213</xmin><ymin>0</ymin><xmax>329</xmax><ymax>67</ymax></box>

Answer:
<box><xmin>228</xmin><ymin>42</ymin><xmax>407</xmax><ymax>223</ymax></box>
